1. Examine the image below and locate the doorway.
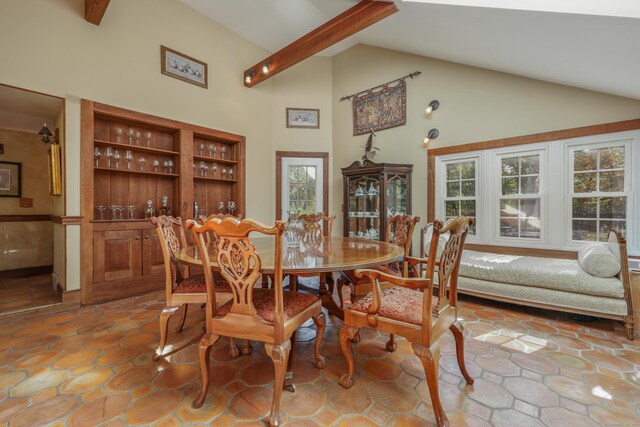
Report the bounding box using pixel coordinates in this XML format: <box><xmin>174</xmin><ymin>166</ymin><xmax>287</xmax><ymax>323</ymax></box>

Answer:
<box><xmin>276</xmin><ymin>151</ymin><xmax>329</xmax><ymax>221</ymax></box>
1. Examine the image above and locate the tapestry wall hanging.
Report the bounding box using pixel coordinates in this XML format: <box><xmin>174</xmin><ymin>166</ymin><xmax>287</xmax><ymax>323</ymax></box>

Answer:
<box><xmin>352</xmin><ymin>80</ymin><xmax>406</xmax><ymax>135</ymax></box>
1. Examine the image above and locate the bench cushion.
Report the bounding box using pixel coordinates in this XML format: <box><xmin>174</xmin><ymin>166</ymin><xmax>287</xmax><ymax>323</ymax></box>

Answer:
<box><xmin>459</xmin><ymin>250</ymin><xmax>624</xmax><ymax>299</ymax></box>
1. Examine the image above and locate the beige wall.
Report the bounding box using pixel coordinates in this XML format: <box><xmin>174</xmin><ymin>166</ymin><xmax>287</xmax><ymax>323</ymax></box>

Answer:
<box><xmin>0</xmin><ymin>128</ymin><xmax>57</xmax><ymax>215</ymax></box>
<box><xmin>331</xmin><ymin>45</ymin><xmax>640</xmax><ymax>238</ymax></box>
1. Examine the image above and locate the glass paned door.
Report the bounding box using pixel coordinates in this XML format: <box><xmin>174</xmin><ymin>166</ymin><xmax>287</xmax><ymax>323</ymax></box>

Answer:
<box><xmin>281</xmin><ymin>157</ymin><xmax>323</xmax><ymax>220</ymax></box>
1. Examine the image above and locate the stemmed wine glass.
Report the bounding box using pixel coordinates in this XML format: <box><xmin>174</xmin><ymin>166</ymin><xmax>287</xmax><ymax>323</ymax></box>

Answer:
<box><xmin>96</xmin><ymin>205</ymin><xmax>106</xmax><ymax>220</ymax></box>
<box><xmin>115</xmin><ymin>127</ymin><xmax>123</xmax><ymax>143</ymax></box>
<box><xmin>128</xmin><ymin>128</ymin><xmax>135</xmax><ymax>145</ymax></box>
<box><xmin>137</xmin><ymin>154</ymin><xmax>146</xmax><ymax>171</ymax></box>
<box><xmin>221</xmin><ymin>146</ymin><xmax>227</xmax><ymax>160</ymax></box>
<box><xmin>135</xmin><ymin>131</ymin><xmax>141</xmax><ymax>145</ymax></box>
<box><xmin>228</xmin><ymin>168</ymin><xmax>233</xmax><ymax>180</ymax></box>
<box><xmin>152</xmin><ymin>159</ymin><xmax>160</xmax><ymax>173</ymax></box>
<box><xmin>105</xmin><ymin>147</ymin><xmax>114</xmax><ymax>168</ymax></box>
<box><xmin>145</xmin><ymin>131</ymin><xmax>152</xmax><ymax>147</ymax></box>
<box><xmin>125</xmin><ymin>150</ymin><xmax>133</xmax><ymax>170</ymax></box>
<box><xmin>198</xmin><ymin>161</ymin><xmax>208</xmax><ymax>177</ymax></box>
<box><xmin>94</xmin><ymin>147</ymin><xmax>102</xmax><ymax>167</ymax></box>
<box><xmin>113</xmin><ymin>149</ymin><xmax>121</xmax><ymax>169</ymax></box>
<box><xmin>222</xmin><ymin>167</ymin><xmax>227</xmax><ymax>179</ymax></box>
<box><xmin>208</xmin><ymin>143</ymin><xmax>215</xmax><ymax>157</ymax></box>
<box><xmin>211</xmin><ymin>163</ymin><xmax>218</xmax><ymax>177</ymax></box>
<box><xmin>218</xmin><ymin>201</ymin><xmax>226</xmax><ymax>213</ymax></box>
<box><xmin>228</xmin><ymin>201</ymin><xmax>236</xmax><ymax>215</ymax></box>
<box><xmin>167</xmin><ymin>160</ymin><xmax>174</xmax><ymax>174</ymax></box>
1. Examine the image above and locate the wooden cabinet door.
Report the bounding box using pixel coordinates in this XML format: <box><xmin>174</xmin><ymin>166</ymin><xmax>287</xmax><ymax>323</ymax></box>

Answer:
<box><xmin>143</xmin><ymin>231</ymin><xmax>165</xmax><ymax>276</ymax></box>
<box><xmin>93</xmin><ymin>230</ymin><xmax>142</xmax><ymax>282</ymax></box>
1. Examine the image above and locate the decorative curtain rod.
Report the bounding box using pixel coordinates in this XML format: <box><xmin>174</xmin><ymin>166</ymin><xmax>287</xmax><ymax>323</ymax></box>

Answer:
<box><xmin>339</xmin><ymin>71</ymin><xmax>421</xmax><ymax>101</ymax></box>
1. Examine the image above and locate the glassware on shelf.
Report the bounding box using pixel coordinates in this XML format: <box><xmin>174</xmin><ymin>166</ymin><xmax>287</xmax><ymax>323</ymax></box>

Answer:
<box><xmin>113</xmin><ymin>149</ymin><xmax>121</xmax><ymax>169</ymax></box>
<box><xmin>94</xmin><ymin>147</ymin><xmax>102</xmax><ymax>167</ymax></box>
<box><xmin>115</xmin><ymin>127</ymin><xmax>123</xmax><ymax>143</ymax></box>
<box><xmin>137</xmin><ymin>154</ymin><xmax>146</xmax><ymax>171</ymax></box>
<box><xmin>167</xmin><ymin>160</ymin><xmax>174</xmax><ymax>174</ymax></box>
<box><xmin>368</xmin><ymin>183</ymin><xmax>378</xmax><ymax>195</ymax></box>
<box><xmin>96</xmin><ymin>205</ymin><xmax>106</xmax><ymax>220</ymax></box>
<box><xmin>198</xmin><ymin>161</ymin><xmax>208</xmax><ymax>177</ymax></box>
<box><xmin>105</xmin><ymin>147</ymin><xmax>114</xmax><ymax>168</ymax></box>
<box><xmin>145</xmin><ymin>131</ymin><xmax>152</xmax><ymax>147</ymax></box>
<box><xmin>125</xmin><ymin>150</ymin><xmax>133</xmax><ymax>170</ymax></box>
<box><xmin>284</xmin><ymin>212</ymin><xmax>304</xmax><ymax>248</ymax></box>
<box><xmin>208</xmin><ymin>143</ymin><xmax>215</xmax><ymax>158</ymax></box>
<box><xmin>110</xmin><ymin>205</ymin><xmax>119</xmax><ymax>220</ymax></box>
<box><xmin>163</xmin><ymin>160</ymin><xmax>169</xmax><ymax>173</ymax></box>
<box><xmin>221</xmin><ymin>168</ymin><xmax>227</xmax><ymax>179</ymax></box>
<box><xmin>135</xmin><ymin>131</ymin><xmax>141</xmax><ymax>145</ymax></box>
<box><xmin>128</xmin><ymin>128</ymin><xmax>135</xmax><ymax>145</ymax></box>
<box><xmin>218</xmin><ymin>201</ymin><xmax>225</xmax><ymax>213</ymax></box>
<box><xmin>144</xmin><ymin>200</ymin><xmax>155</xmax><ymax>219</ymax></box>
<box><xmin>128</xmin><ymin>205</ymin><xmax>136</xmax><ymax>220</ymax></box>
<box><xmin>228</xmin><ymin>168</ymin><xmax>234</xmax><ymax>180</ymax></box>
<box><xmin>228</xmin><ymin>201</ymin><xmax>236</xmax><ymax>215</ymax></box>
<box><xmin>221</xmin><ymin>146</ymin><xmax>226</xmax><ymax>160</ymax></box>
<box><xmin>152</xmin><ymin>159</ymin><xmax>159</xmax><ymax>173</ymax></box>
<box><xmin>198</xmin><ymin>143</ymin><xmax>205</xmax><ymax>156</ymax></box>
<box><xmin>211</xmin><ymin>163</ymin><xmax>218</xmax><ymax>177</ymax></box>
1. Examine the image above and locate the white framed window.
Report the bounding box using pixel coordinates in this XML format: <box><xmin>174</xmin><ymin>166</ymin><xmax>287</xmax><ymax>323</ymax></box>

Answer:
<box><xmin>568</xmin><ymin>141</ymin><xmax>630</xmax><ymax>242</ymax></box>
<box><xmin>442</xmin><ymin>158</ymin><xmax>478</xmax><ymax>235</ymax></box>
<box><xmin>498</xmin><ymin>153</ymin><xmax>542</xmax><ymax>240</ymax></box>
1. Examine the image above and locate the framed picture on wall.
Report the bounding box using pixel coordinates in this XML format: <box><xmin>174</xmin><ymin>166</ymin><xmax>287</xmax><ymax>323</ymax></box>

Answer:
<box><xmin>0</xmin><ymin>161</ymin><xmax>21</xmax><ymax>197</ymax></box>
<box><xmin>160</xmin><ymin>45</ymin><xmax>208</xmax><ymax>88</ymax></box>
<box><xmin>286</xmin><ymin>108</ymin><xmax>320</xmax><ymax>129</ymax></box>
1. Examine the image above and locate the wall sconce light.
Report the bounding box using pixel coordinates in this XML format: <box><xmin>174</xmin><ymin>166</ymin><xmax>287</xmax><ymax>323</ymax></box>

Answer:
<box><xmin>425</xmin><ymin>99</ymin><xmax>439</xmax><ymax>114</ymax></box>
<box><xmin>244</xmin><ymin>71</ymin><xmax>255</xmax><ymax>85</ymax></box>
<box><xmin>38</xmin><ymin>123</ymin><xmax>58</xmax><ymax>144</ymax></box>
<box><xmin>423</xmin><ymin>128</ymin><xmax>439</xmax><ymax>144</ymax></box>
<box><xmin>262</xmin><ymin>60</ymin><xmax>272</xmax><ymax>75</ymax></box>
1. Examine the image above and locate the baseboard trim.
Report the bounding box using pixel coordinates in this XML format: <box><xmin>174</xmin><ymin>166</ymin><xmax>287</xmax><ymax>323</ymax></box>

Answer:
<box><xmin>61</xmin><ymin>289</ymin><xmax>81</xmax><ymax>306</ymax></box>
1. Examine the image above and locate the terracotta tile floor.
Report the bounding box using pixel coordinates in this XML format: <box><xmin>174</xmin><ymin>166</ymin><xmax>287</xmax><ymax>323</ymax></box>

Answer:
<box><xmin>1</xmin><ymin>286</ymin><xmax>639</xmax><ymax>426</ymax></box>
<box><xmin>0</xmin><ymin>273</ymin><xmax>61</xmax><ymax>315</ymax></box>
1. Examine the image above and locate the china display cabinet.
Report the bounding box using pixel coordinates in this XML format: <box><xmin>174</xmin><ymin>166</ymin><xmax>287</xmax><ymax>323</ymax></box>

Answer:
<box><xmin>341</xmin><ymin>160</ymin><xmax>412</xmax><ymax>241</ymax></box>
<box><xmin>81</xmin><ymin>100</ymin><xmax>245</xmax><ymax>304</ymax></box>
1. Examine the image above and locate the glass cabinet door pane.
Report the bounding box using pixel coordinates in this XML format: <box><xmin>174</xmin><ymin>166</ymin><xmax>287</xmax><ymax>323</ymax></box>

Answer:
<box><xmin>386</xmin><ymin>175</ymin><xmax>407</xmax><ymax>215</ymax></box>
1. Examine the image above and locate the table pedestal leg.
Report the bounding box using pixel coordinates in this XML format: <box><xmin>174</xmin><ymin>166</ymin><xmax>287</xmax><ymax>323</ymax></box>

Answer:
<box><xmin>320</xmin><ymin>273</ymin><xmax>345</xmax><ymax>320</ymax></box>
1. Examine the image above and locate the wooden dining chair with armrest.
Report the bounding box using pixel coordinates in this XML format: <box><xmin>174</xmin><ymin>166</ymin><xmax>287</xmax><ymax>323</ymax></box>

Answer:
<box><xmin>339</xmin><ymin>216</ymin><xmax>474</xmax><ymax>427</ymax></box>
<box><xmin>151</xmin><ymin>215</ymin><xmax>234</xmax><ymax>361</ymax></box>
<box><xmin>190</xmin><ymin>217</ymin><xmax>326</xmax><ymax>427</ymax></box>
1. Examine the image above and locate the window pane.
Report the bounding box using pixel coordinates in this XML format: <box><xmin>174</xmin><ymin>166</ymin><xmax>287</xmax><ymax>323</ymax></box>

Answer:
<box><xmin>599</xmin><ymin>146</ymin><xmax>624</xmax><ymax>170</ymax></box>
<box><xmin>599</xmin><ymin>170</ymin><xmax>624</xmax><ymax>192</ymax></box>
<box><xmin>500</xmin><ymin>218</ymin><xmax>518</xmax><ymax>237</ymax></box>
<box><xmin>460</xmin><ymin>200</ymin><xmax>476</xmax><ymax>216</ymax></box>
<box><xmin>520</xmin><ymin>156</ymin><xmax>539</xmax><ymax>175</ymax></box>
<box><xmin>500</xmin><ymin>199</ymin><xmax>519</xmax><ymax>217</ymax></box>
<box><xmin>520</xmin><ymin>199</ymin><xmax>540</xmax><ymax>217</ymax></box>
<box><xmin>501</xmin><ymin>158</ymin><xmax>518</xmax><ymax>176</ymax></box>
<box><xmin>599</xmin><ymin>197</ymin><xmax>626</xmax><ymax>219</ymax></box>
<box><xmin>445</xmin><ymin>201</ymin><xmax>459</xmax><ymax>217</ymax></box>
<box><xmin>574</xmin><ymin>172</ymin><xmax>597</xmax><ymax>193</ymax></box>
<box><xmin>572</xmin><ymin>198</ymin><xmax>597</xmax><ymax>218</ymax></box>
<box><xmin>520</xmin><ymin>218</ymin><xmax>541</xmax><ymax>239</ymax></box>
<box><xmin>502</xmin><ymin>177</ymin><xmax>518</xmax><ymax>195</ymax></box>
<box><xmin>599</xmin><ymin>220</ymin><xmax>626</xmax><ymax>241</ymax></box>
<box><xmin>461</xmin><ymin>180</ymin><xmax>475</xmax><ymax>196</ymax></box>
<box><xmin>460</xmin><ymin>162</ymin><xmax>475</xmax><ymax>179</ymax></box>
<box><xmin>572</xmin><ymin>220</ymin><xmax>597</xmax><ymax>241</ymax></box>
<box><xmin>574</xmin><ymin>149</ymin><xmax>597</xmax><ymax>171</ymax></box>
<box><xmin>520</xmin><ymin>176</ymin><xmax>539</xmax><ymax>194</ymax></box>
<box><xmin>446</xmin><ymin>163</ymin><xmax>460</xmax><ymax>180</ymax></box>
<box><xmin>446</xmin><ymin>182</ymin><xmax>460</xmax><ymax>197</ymax></box>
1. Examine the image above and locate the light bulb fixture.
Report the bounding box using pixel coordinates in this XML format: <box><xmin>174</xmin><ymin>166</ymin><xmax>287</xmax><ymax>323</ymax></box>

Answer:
<box><xmin>262</xmin><ymin>60</ymin><xmax>271</xmax><ymax>75</ymax></box>
<box><xmin>425</xmin><ymin>99</ymin><xmax>439</xmax><ymax>114</ymax></box>
<box><xmin>244</xmin><ymin>71</ymin><xmax>255</xmax><ymax>85</ymax></box>
<box><xmin>423</xmin><ymin>128</ymin><xmax>439</xmax><ymax>144</ymax></box>
<box><xmin>38</xmin><ymin>123</ymin><xmax>58</xmax><ymax>144</ymax></box>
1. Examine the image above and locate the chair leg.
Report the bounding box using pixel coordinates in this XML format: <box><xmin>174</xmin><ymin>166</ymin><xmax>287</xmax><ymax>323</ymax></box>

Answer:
<box><xmin>153</xmin><ymin>306</ymin><xmax>180</xmax><ymax>361</ymax></box>
<box><xmin>386</xmin><ymin>333</ymin><xmax>397</xmax><ymax>352</ymax></box>
<box><xmin>450</xmin><ymin>321</ymin><xmax>474</xmax><ymax>385</ymax></box>
<box><xmin>265</xmin><ymin>340</ymin><xmax>292</xmax><ymax>427</ymax></box>
<box><xmin>241</xmin><ymin>339</ymin><xmax>253</xmax><ymax>355</ymax></box>
<box><xmin>192</xmin><ymin>333</ymin><xmax>220</xmax><ymax>409</ymax></box>
<box><xmin>175</xmin><ymin>304</ymin><xmax>189</xmax><ymax>333</ymax></box>
<box><xmin>229</xmin><ymin>338</ymin><xmax>239</xmax><ymax>358</ymax></box>
<box><xmin>413</xmin><ymin>342</ymin><xmax>448</xmax><ymax>427</ymax></box>
<box><xmin>338</xmin><ymin>325</ymin><xmax>359</xmax><ymax>389</ymax></box>
<box><xmin>312</xmin><ymin>312</ymin><xmax>326</xmax><ymax>369</ymax></box>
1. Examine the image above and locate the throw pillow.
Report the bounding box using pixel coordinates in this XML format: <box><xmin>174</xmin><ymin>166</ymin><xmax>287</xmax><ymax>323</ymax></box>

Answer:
<box><xmin>578</xmin><ymin>242</ymin><xmax>621</xmax><ymax>278</ymax></box>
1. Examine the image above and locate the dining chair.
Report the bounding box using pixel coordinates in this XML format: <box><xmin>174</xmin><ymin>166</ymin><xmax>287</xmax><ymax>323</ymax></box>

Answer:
<box><xmin>339</xmin><ymin>216</ymin><xmax>474</xmax><ymax>427</ymax></box>
<box><xmin>197</xmin><ymin>213</ymin><xmax>242</xmax><ymax>244</ymax></box>
<box><xmin>190</xmin><ymin>217</ymin><xmax>326</xmax><ymax>427</ymax></box>
<box><xmin>150</xmin><ymin>215</ymin><xmax>233</xmax><ymax>361</ymax></box>
<box><xmin>292</xmin><ymin>212</ymin><xmax>336</xmax><ymax>290</ymax></box>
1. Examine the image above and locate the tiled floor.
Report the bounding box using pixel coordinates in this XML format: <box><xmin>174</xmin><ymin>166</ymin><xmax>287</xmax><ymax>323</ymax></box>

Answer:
<box><xmin>0</xmin><ymin>284</ymin><xmax>639</xmax><ymax>426</ymax></box>
<box><xmin>0</xmin><ymin>273</ymin><xmax>61</xmax><ymax>315</ymax></box>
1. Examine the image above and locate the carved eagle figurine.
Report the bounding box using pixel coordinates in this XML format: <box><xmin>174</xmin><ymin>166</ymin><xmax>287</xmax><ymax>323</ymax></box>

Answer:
<box><xmin>361</xmin><ymin>128</ymin><xmax>379</xmax><ymax>165</ymax></box>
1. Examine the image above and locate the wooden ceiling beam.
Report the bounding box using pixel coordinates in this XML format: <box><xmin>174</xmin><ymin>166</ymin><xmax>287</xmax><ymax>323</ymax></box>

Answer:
<box><xmin>243</xmin><ymin>0</ymin><xmax>398</xmax><ymax>87</ymax></box>
<box><xmin>85</xmin><ymin>0</ymin><xmax>110</xmax><ymax>26</ymax></box>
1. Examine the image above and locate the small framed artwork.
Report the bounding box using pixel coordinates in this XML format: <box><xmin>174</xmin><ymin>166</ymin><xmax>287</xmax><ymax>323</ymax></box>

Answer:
<box><xmin>286</xmin><ymin>108</ymin><xmax>320</xmax><ymax>129</ymax></box>
<box><xmin>0</xmin><ymin>161</ymin><xmax>21</xmax><ymax>198</ymax></box>
<box><xmin>160</xmin><ymin>45</ymin><xmax>208</xmax><ymax>89</ymax></box>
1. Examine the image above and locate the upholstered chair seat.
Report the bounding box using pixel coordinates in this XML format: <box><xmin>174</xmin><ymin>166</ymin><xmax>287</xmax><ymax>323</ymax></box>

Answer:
<box><xmin>350</xmin><ymin>286</ymin><xmax>440</xmax><ymax>326</ymax></box>
<box><xmin>215</xmin><ymin>288</ymin><xmax>319</xmax><ymax>323</ymax></box>
<box><xmin>173</xmin><ymin>272</ymin><xmax>230</xmax><ymax>294</ymax></box>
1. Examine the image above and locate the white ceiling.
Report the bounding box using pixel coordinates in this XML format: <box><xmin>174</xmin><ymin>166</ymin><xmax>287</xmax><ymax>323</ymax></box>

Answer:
<box><xmin>179</xmin><ymin>0</ymin><xmax>640</xmax><ymax>100</ymax></box>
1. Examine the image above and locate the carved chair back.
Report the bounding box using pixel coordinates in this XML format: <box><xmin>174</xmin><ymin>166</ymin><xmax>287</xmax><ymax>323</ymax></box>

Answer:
<box><xmin>151</xmin><ymin>215</ymin><xmax>189</xmax><ymax>300</ymax></box>
<box><xmin>299</xmin><ymin>212</ymin><xmax>336</xmax><ymax>242</ymax></box>
<box><xmin>385</xmin><ymin>214</ymin><xmax>420</xmax><ymax>275</ymax></box>
<box><xmin>196</xmin><ymin>213</ymin><xmax>242</xmax><ymax>244</ymax></box>
<box><xmin>191</xmin><ymin>217</ymin><xmax>287</xmax><ymax>339</ymax></box>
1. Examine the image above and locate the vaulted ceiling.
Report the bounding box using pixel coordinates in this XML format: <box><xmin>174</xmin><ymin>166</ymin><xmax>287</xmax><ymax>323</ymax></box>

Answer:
<box><xmin>179</xmin><ymin>0</ymin><xmax>640</xmax><ymax>100</ymax></box>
